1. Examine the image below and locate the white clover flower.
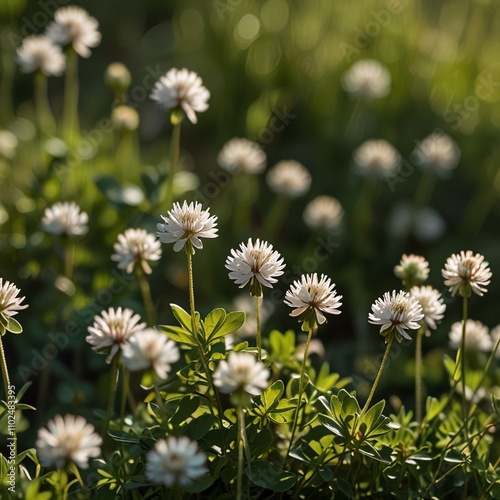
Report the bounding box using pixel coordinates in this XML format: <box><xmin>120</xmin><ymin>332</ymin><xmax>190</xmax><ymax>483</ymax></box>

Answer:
<box><xmin>303</xmin><ymin>195</ymin><xmax>344</xmax><ymax>231</ymax></box>
<box><xmin>217</xmin><ymin>138</ymin><xmax>266</xmax><ymax>174</ymax></box>
<box><xmin>156</xmin><ymin>201</ymin><xmax>218</xmax><ymax>253</ymax></box>
<box><xmin>214</xmin><ymin>352</ymin><xmax>270</xmax><ymax>396</ymax></box>
<box><xmin>266</xmin><ymin>160</ymin><xmax>312</xmax><ymax>198</ymax></box>
<box><xmin>0</xmin><ymin>130</ymin><xmax>18</xmax><ymax>159</ymax></box>
<box><xmin>46</xmin><ymin>6</ymin><xmax>101</xmax><ymax>58</ymax></box>
<box><xmin>16</xmin><ymin>35</ymin><xmax>65</xmax><ymax>76</ymax></box>
<box><xmin>86</xmin><ymin>307</ymin><xmax>146</xmax><ymax>363</ymax></box>
<box><xmin>341</xmin><ymin>59</ymin><xmax>391</xmax><ymax>99</ymax></box>
<box><xmin>146</xmin><ymin>436</ymin><xmax>208</xmax><ymax>487</ymax></box>
<box><xmin>150</xmin><ymin>68</ymin><xmax>210</xmax><ymax>124</ymax></box>
<box><xmin>122</xmin><ymin>329</ymin><xmax>180</xmax><ymax>379</ymax></box>
<box><xmin>42</xmin><ymin>201</ymin><xmax>89</xmax><ymax>237</ymax></box>
<box><xmin>36</xmin><ymin>414</ymin><xmax>102</xmax><ymax>469</ymax></box>
<box><xmin>353</xmin><ymin>139</ymin><xmax>401</xmax><ymax>177</ymax></box>
<box><xmin>111</xmin><ymin>228</ymin><xmax>162</xmax><ymax>275</ymax></box>
<box><xmin>368</xmin><ymin>290</ymin><xmax>424</xmax><ymax>343</ymax></box>
<box><xmin>225</xmin><ymin>238</ymin><xmax>285</xmax><ymax>296</ymax></box>
<box><xmin>449</xmin><ymin>320</ymin><xmax>492</xmax><ymax>352</ymax></box>
<box><xmin>284</xmin><ymin>273</ymin><xmax>342</xmax><ymax>329</ymax></box>
<box><xmin>0</xmin><ymin>278</ymin><xmax>28</xmax><ymax>332</ymax></box>
<box><xmin>112</xmin><ymin>105</ymin><xmax>139</xmax><ymax>132</ymax></box>
<box><xmin>394</xmin><ymin>254</ymin><xmax>430</xmax><ymax>288</ymax></box>
<box><xmin>409</xmin><ymin>285</ymin><xmax>446</xmax><ymax>332</ymax></box>
<box><xmin>442</xmin><ymin>250</ymin><xmax>492</xmax><ymax>297</ymax></box>
<box><xmin>412</xmin><ymin>132</ymin><xmax>460</xmax><ymax>173</ymax></box>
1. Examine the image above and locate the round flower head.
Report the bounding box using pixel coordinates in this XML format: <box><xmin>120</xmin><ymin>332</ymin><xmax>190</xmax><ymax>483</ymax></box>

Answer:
<box><xmin>46</xmin><ymin>6</ymin><xmax>101</xmax><ymax>58</ymax></box>
<box><xmin>217</xmin><ymin>138</ymin><xmax>266</xmax><ymax>174</ymax></box>
<box><xmin>0</xmin><ymin>278</ymin><xmax>28</xmax><ymax>334</ymax></box>
<box><xmin>449</xmin><ymin>320</ymin><xmax>492</xmax><ymax>352</ymax></box>
<box><xmin>226</xmin><ymin>238</ymin><xmax>285</xmax><ymax>296</ymax></box>
<box><xmin>214</xmin><ymin>352</ymin><xmax>270</xmax><ymax>396</ymax></box>
<box><xmin>156</xmin><ymin>201</ymin><xmax>218</xmax><ymax>254</ymax></box>
<box><xmin>442</xmin><ymin>250</ymin><xmax>492</xmax><ymax>297</ymax></box>
<box><xmin>410</xmin><ymin>285</ymin><xmax>446</xmax><ymax>332</ymax></box>
<box><xmin>353</xmin><ymin>139</ymin><xmax>400</xmax><ymax>177</ymax></box>
<box><xmin>341</xmin><ymin>59</ymin><xmax>391</xmax><ymax>100</ymax></box>
<box><xmin>412</xmin><ymin>132</ymin><xmax>460</xmax><ymax>174</ymax></box>
<box><xmin>368</xmin><ymin>290</ymin><xmax>424</xmax><ymax>343</ymax></box>
<box><xmin>104</xmin><ymin>62</ymin><xmax>131</xmax><ymax>93</ymax></box>
<box><xmin>394</xmin><ymin>254</ymin><xmax>430</xmax><ymax>288</ymax></box>
<box><xmin>16</xmin><ymin>35</ymin><xmax>65</xmax><ymax>76</ymax></box>
<box><xmin>111</xmin><ymin>228</ymin><xmax>162</xmax><ymax>275</ymax></box>
<box><xmin>303</xmin><ymin>195</ymin><xmax>344</xmax><ymax>231</ymax></box>
<box><xmin>112</xmin><ymin>105</ymin><xmax>139</xmax><ymax>132</ymax></box>
<box><xmin>86</xmin><ymin>307</ymin><xmax>146</xmax><ymax>363</ymax></box>
<box><xmin>146</xmin><ymin>436</ymin><xmax>208</xmax><ymax>488</ymax></box>
<box><xmin>36</xmin><ymin>414</ymin><xmax>102</xmax><ymax>469</ymax></box>
<box><xmin>284</xmin><ymin>273</ymin><xmax>342</xmax><ymax>331</ymax></box>
<box><xmin>0</xmin><ymin>130</ymin><xmax>18</xmax><ymax>160</ymax></box>
<box><xmin>122</xmin><ymin>328</ymin><xmax>180</xmax><ymax>379</ymax></box>
<box><xmin>150</xmin><ymin>68</ymin><xmax>210</xmax><ymax>124</ymax></box>
<box><xmin>266</xmin><ymin>160</ymin><xmax>312</xmax><ymax>198</ymax></box>
<box><xmin>42</xmin><ymin>201</ymin><xmax>88</xmax><ymax>237</ymax></box>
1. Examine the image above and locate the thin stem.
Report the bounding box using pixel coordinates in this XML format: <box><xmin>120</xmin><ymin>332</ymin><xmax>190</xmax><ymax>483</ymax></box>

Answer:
<box><xmin>153</xmin><ymin>380</ymin><xmax>168</xmax><ymax>424</ymax></box>
<box><xmin>237</xmin><ymin>403</ymin><xmax>245</xmax><ymax>500</ymax></box>
<box><xmin>34</xmin><ymin>71</ymin><xmax>56</xmax><ymax>137</ymax></box>
<box><xmin>63</xmin><ymin>236</ymin><xmax>74</xmax><ymax>281</ymax></box>
<box><xmin>136</xmin><ymin>267</ymin><xmax>156</xmax><ymax>326</ymax></box>
<box><xmin>164</xmin><ymin>122</ymin><xmax>181</xmax><ymax>209</ymax></box>
<box><xmin>120</xmin><ymin>365</ymin><xmax>129</xmax><ymax>427</ymax></box>
<box><xmin>102</xmin><ymin>355</ymin><xmax>119</xmax><ymax>439</ymax></box>
<box><xmin>255</xmin><ymin>294</ymin><xmax>262</xmax><ymax>361</ymax></box>
<box><xmin>415</xmin><ymin>328</ymin><xmax>424</xmax><ymax>424</ymax></box>
<box><xmin>284</xmin><ymin>327</ymin><xmax>314</xmax><ymax>464</ymax></box>
<box><xmin>360</xmin><ymin>338</ymin><xmax>394</xmax><ymax>417</ymax></box>
<box><xmin>0</xmin><ymin>333</ymin><xmax>11</xmax><ymax>402</ymax></box>
<box><xmin>63</xmin><ymin>48</ymin><xmax>80</xmax><ymax>148</ymax></box>
<box><xmin>461</xmin><ymin>296</ymin><xmax>469</xmax><ymax>442</ymax></box>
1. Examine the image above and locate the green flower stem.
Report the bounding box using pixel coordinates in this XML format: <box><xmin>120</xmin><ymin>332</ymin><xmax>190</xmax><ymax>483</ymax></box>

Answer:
<box><xmin>255</xmin><ymin>294</ymin><xmax>262</xmax><ymax>361</ymax></box>
<box><xmin>0</xmin><ymin>30</ymin><xmax>15</xmax><ymax>126</ymax></box>
<box><xmin>415</xmin><ymin>327</ymin><xmax>425</xmax><ymax>424</ymax></box>
<box><xmin>263</xmin><ymin>194</ymin><xmax>290</xmax><ymax>240</ymax></box>
<box><xmin>470</xmin><ymin>335</ymin><xmax>500</xmax><ymax>404</ymax></box>
<box><xmin>102</xmin><ymin>355</ymin><xmax>119</xmax><ymax>439</ymax></box>
<box><xmin>284</xmin><ymin>326</ymin><xmax>314</xmax><ymax>464</ymax></box>
<box><xmin>153</xmin><ymin>380</ymin><xmax>168</xmax><ymax>424</ymax></box>
<box><xmin>237</xmin><ymin>403</ymin><xmax>245</xmax><ymax>500</ymax></box>
<box><xmin>0</xmin><ymin>333</ymin><xmax>11</xmax><ymax>404</ymax></box>
<box><xmin>164</xmin><ymin>121</ymin><xmax>181</xmax><ymax>209</ymax></box>
<box><xmin>460</xmin><ymin>295</ymin><xmax>469</xmax><ymax>442</ymax></box>
<box><xmin>360</xmin><ymin>337</ymin><xmax>394</xmax><ymax>417</ymax></box>
<box><xmin>120</xmin><ymin>365</ymin><xmax>129</xmax><ymax>427</ymax></box>
<box><xmin>63</xmin><ymin>48</ymin><xmax>80</xmax><ymax>148</ymax></box>
<box><xmin>63</xmin><ymin>236</ymin><xmax>75</xmax><ymax>281</ymax></box>
<box><xmin>136</xmin><ymin>267</ymin><xmax>156</xmax><ymax>326</ymax></box>
<box><xmin>34</xmin><ymin>71</ymin><xmax>56</xmax><ymax>137</ymax></box>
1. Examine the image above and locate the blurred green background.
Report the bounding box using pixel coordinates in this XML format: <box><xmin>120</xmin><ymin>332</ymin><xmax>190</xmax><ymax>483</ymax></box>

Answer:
<box><xmin>1</xmin><ymin>0</ymin><xmax>500</xmax><ymax>437</ymax></box>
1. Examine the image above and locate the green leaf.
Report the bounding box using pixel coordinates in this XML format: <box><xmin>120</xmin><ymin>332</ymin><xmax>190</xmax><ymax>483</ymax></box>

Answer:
<box><xmin>170</xmin><ymin>303</ymin><xmax>193</xmax><ymax>332</ymax></box>
<box><xmin>423</xmin><ymin>396</ymin><xmax>447</xmax><ymax>423</ymax></box>
<box><xmin>361</xmin><ymin>399</ymin><xmax>385</xmax><ymax>433</ymax></box>
<box><xmin>203</xmin><ymin>309</ymin><xmax>246</xmax><ymax>344</ymax></box>
<box><xmin>443</xmin><ymin>353</ymin><xmax>460</xmax><ymax>382</ymax></box>
<box><xmin>184</xmin><ymin>413</ymin><xmax>218</xmax><ymax>440</ymax></box>
<box><xmin>338</xmin><ymin>389</ymin><xmax>360</xmax><ymax>418</ymax></box>
<box><xmin>95</xmin><ymin>174</ymin><xmax>145</xmax><ymax>207</ymax></box>
<box><xmin>6</xmin><ymin>316</ymin><xmax>22</xmax><ymax>334</ymax></box>
<box><xmin>156</xmin><ymin>325</ymin><xmax>196</xmax><ymax>346</ymax></box>
<box><xmin>183</xmin><ymin>473</ymin><xmax>215</xmax><ymax>493</ymax></box>
<box><xmin>318</xmin><ymin>414</ymin><xmax>347</xmax><ymax>438</ymax></box>
<box><xmin>268</xmin><ymin>399</ymin><xmax>296</xmax><ymax>424</ymax></box>
<box><xmin>107</xmin><ymin>430</ymin><xmax>140</xmax><ymax>445</ymax></box>
<box><xmin>246</xmin><ymin>461</ymin><xmax>297</xmax><ymax>492</ymax></box>
<box><xmin>260</xmin><ymin>380</ymin><xmax>284</xmax><ymax>411</ymax></box>
<box><xmin>444</xmin><ymin>449</ymin><xmax>466</xmax><ymax>464</ymax></box>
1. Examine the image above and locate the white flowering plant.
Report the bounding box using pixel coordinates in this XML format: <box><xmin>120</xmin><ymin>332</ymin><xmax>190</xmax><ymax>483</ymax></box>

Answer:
<box><xmin>2</xmin><ymin>2</ymin><xmax>500</xmax><ymax>499</ymax></box>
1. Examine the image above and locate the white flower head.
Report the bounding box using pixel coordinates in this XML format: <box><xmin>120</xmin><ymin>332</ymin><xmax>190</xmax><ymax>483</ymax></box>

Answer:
<box><xmin>36</xmin><ymin>414</ymin><xmax>102</xmax><ymax>469</ymax></box>
<box><xmin>112</xmin><ymin>105</ymin><xmax>139</xmax><ymax>131</ymax></box>
<box><xmin>303</xmin><ymin>195</ymin><xmax>344</xmax><ymax>231</ymax></box>
<box><xmin>157</xmin><ymin>201</ymin><xmax>218</xmax><ymax>254</ymax></box>
<box><xmin>214</xmin><ymin>352</ymin><xmax>270</xmax><ymax>396</ymax></box>
<box><xmin>217</xmin><ymin>138</ymin><xmax>266</xmax><ymax>174</ymax></box>
<box><xmin>111</xmin><ymin>228</ymin><xmax>162</xmax><ymax>275</ymax></box>
<box><xmin>122</xmin><ymin>329</ymin><xmax>180</xmax><ymax>379</ymax></box>
<box><xmin>0</xmin><ymin>278</ymin><xmax>28</xmax><ymax>334</ymax></box>
<box><xmin>341</xmin><ymin>59</ymin><xmax>391</xmax><ymax>100</ymax></box>
<box><xmin>284</xmin><ymin>273</ymin><xmax>342</xmax><ymax>331</ymax></box>
<box><xmin>16</xmin><ymin>35</ymin><xmax>65</xmax><ymax>76</ymax></box>
<box><xmin>46</xmin><ymin>6</ymin><xmax>101</xmax><ymax>58</ymax></box>
<box><xmin>449</xmin><ymin>320</ymin><xmax>492</xmax><ymax>352</ymax></box>
<box><xmin>412</xmin><ymin>132</ymin><xmax>460</xmax><ymax>174</ymax></box>
<box><xmin>353</xmin><ymin>139</ymin><xmax>400</xmax><ymax>177</ymax></box>
<box><xmin>266</xmin><ymin>160</ymin><xmax>312</xmax><ymax>198</ymax></box>
<box><xmin>146</xmin><ymin>436</ymin><xmax>208</xmax><ymax>487</ymax></box>
<box><xmin>442</xmin><ymin>250</ymin><xmax>492</xmax><ymax>297</ymax></box>
<box><xmin>150</xmin><ymin>68</ymin><xmax>210</xmax><ymax>124</ymax></box>
<box><xmin>409</xmin><ymin>285</ymin><xmax>446</xmax><ymax>332</ymax></box>
<box><xmin>226</xmin><ymin>238</ymin><xmax>285</xmax><ymax>296</ymax></box>
<box><xmin>42</xmin><ymin>201</ymin><xmax>88</xmax><ymax>237</ymax></box>
<box><xmin>86</xmin><ymin>307</ymin><xmax>146</xmax><ymax>363</ymax></box>
<box><xmin>394</xmin><ymin>254</ymin><xmax>430</xmax><ymax>288</ymax></box>
<box><xmin>368</xmin><ymin>290</ymin><xmax>424</xmax><ymax>343</ymax></box>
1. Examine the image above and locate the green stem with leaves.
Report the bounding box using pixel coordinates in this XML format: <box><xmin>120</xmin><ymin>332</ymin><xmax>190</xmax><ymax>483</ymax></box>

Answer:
<box><xmin>102</xmin><ymin>354</ymin><xmax>119</xmax><ymax>438</ymax></box>
<box><xmin>237</xmin><ymin>402</ymin><xmax>246</xmax><ymax>500</ymax></box>
<box><xmin>460</xmin><ymin>295</ymin><xmax>469</xmax><ymax>442</ymax></box>
<box><xmin>360</xmin><ymin>337</ymin><xmax>394</xmax><ymax>417</ymax></box>
<box><xmin>415</xmin><ymin>327</ymin><xmax>424</xmax><ymax>424</ymax></box>
<box><xmin>284</xmin><ymin>326</ymin><xmax>314</xmax><ymax>464</ymax></box>
<box><xmin>0</xmin><ymin>333</ymin><xmax>11</xmax><ymax>404</ymax></box>
<box><xmin>255</xmin><ymin>294</ymin><xmax>262</xmax><ymax>361</ymax></box>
